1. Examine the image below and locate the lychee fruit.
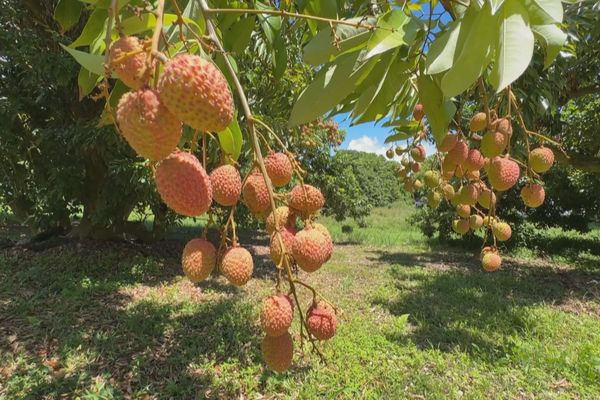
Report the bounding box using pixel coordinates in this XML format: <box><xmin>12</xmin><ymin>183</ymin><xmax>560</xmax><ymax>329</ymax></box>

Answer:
<box><xmin>446</xmin><ymin>139</ymin><xmax>469</xmax><ymax>166</ymax></box>
<box><xmin>458</xmin><ymin>184</ymin><xmax>479</xmax><ymax>206</ymax></box>
<box><xmin>108</xmin><ymin>36</ymin><xmax>148</xmax><ymax>89</ymax></box>
<box><xmin>463</xmin><ymin>149</ymin><xmax>485</xmax><ymax>172</ymax></box>
<box><xmin>437</xmin><ymin>133</ymin><xmax>459</xmax><ymax>152</ymax></box>
<box><xmin>262</xmin><ymin>331</ymin><xmax>293</xmax><ymax>372</ymax></box>
<box><xmin>220</xmin><ymin>246</ymin><xmax>253</xmax><ymax>286</ymax></box>
<box><xmin>427</xmin><ymin>191</ymin><xmax>442</xmax><ymax>209</ymax></box>
<box><xmin>403</xmin><ymin>179</ymin><xmax>414</xmax><ymax>192</ymax></box>
<box><xmin>157</xmin><ymin>54</ymin><xmax>233</xmax><ymax>132</ymax></box>
<box><xmin>442</xmin><ymin>183</ymin><xmax>455</xmax><ymax>200</ymax></box>
<box><xmin>480</xmin><ymin>131</ymin><xmax>508</xmax><ymax>158</ymax></box>
<box><xmin>410</xmin><ymin>145</ymin><xmax>426</xmax><ymax>162</ymax></box>
<box><xmin>313</xmin><ymin>223</ymin><xmax>333</xmax><ymax>263</ymax></box>
<box><xmin>469</xmin><ymin>214</ymin><xmax>483</xmax><ymax>230</ymax></box>
<box><xmin>386</xmin><ymin>148</ymin><xmax>394</xmax><ymax>159</ymax></box>
<box><xmin>265</xmin><ymin>152</ymin><xmax>293</xmax><ymax>187</ymax></box>
<box><xmin>456</xmin><ymin>204</ymin><xmax>471</xmax><ymax>218</ymax></box>
<box><xmin>288</xmin><ymin>184</ymin><xmax>325</xmax><ymax>216</ymax></box>
<box><xmin>495</xmin><ymin>118</ymin><xmax>513</xmax><ymax>137</ymax></box>
<box><xmin>452</xmin><ymin>218</ymin><xmax>470</xmax><ymax>235</ymax></box>
<box><xmin>266</xmin><ymin>206</ymin><xmax>295</xmax><ymax>234</ymax></box>
<box><xmin>520</xmin><ymin>183</ymin><xmax>545</xmax><ymax>208</ymax></box>
<box><xmin>292</xmin><ymin>227</ymin><xmax>330</xmax><ymax>272</ymax></box>
<box><xmin>260</xmin><ymin>293</ymin><xmax>294</xmax><ymax>337</ymax></box>
<box><xmin>481</xmin><ymin>248</ymin><xmax>502</xmax><ymax>272</ymax></box>
<box><xmin>528</xmin><ymin>146</ymin><xmax>554</xmax><ymax>173</ymax></box>
<box><xmin>411</xmin><ymin>162</ymin><xmax>422</xmax><ymax>173</ymax></box>
<box><xmin>413</xmin><ymin>103</ymin><xmax>425</xmax><ymax>121</ymax></box>
<box><xmin>270</xmin><ymin>227</ymin><xmax>297</xmax><ymax>265</ymax></box>
<box><xmin>155</xmin><ymin>151</ymin><xmax>212</xmax><ymax>216</ymax></box>
<box><xmin>413</xmin><ymin>179</ymin><xmax>423</xmax><ymax>190</ymax></box>
<box><xmin>243</xmin><ymin>171</ymin><xmax>270</xmax><ymax>215</ymax></box>
<box><xmin>306</xmin><ymin>303</ymin><xmax>337</xmax><ymax>340</ymax></box>
<box><xmin>181</xmin><ymin>238</ymin><xmax>216</xmax><ymax>283</ymax></box>
<box><xmin>116</xmin><ymin>89</ymin><xmax>182</xmax><ymax>161</ymax></box>
<box><xmin>209</xmin><ymin>164</ymin><xmax>241</xmax><ymax>206</ymax></box>
<box><xmin>469</xmin><ymin>112</ymin><xmax>487</xmax><ymax>132</ymax></box>
<box><xmin>424</xmin><ymin>170</ymin><xmax>440</xmax><ymax>188</ymax></box>
<box><xmin>395</xmin><ymin>146</ymin><xmax>405</xmax><ymax>156</ymax></box>
<box><xmin>478</xmin><ymin>188</ymin><xmax>496</xmax><ymax>209</ymax></box>
<box><xmin>492</xmin><ymin>221</ymin><xmax>512</xmax><ymax>242</ymax></box>
<box><xmin>487</xmin><ymin>157</ymin><xmax>520</xmax><ymax>191</ymax></box>
<box><xmin>466</xmin><ymin>169</ymin><xmax>480</xmax><ymax>181</ymax></box>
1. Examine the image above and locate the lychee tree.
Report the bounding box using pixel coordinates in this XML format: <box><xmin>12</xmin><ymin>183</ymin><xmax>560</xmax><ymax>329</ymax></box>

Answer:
<box><xmin>54</xmin><ymin>0</ymin><xmax>581</xmax><ymax>371</ymax></box>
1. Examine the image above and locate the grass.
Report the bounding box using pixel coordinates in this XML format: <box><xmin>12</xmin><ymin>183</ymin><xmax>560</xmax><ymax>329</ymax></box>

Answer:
<box><xmin>1</xmin><ymin>202</ymin><xmax>599</xmax><ymax>399</ymax></box>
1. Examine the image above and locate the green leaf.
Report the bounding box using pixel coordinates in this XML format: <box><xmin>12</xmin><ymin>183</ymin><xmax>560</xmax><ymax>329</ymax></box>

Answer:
<box><xmin>384</xmin><ymin>131</ymin><xmax>412</xmax><ymax>143</ymax></box>
<box><xmin>54</xmin><ymin>0</ymin><xmax>83</xmax><ymax>33</ymax></box>
<box><xmin>440</xmin><ymin>3</ymin><xmax>497</xmax><ymax>98</ymax></box>
<box><xmin>218</xmin><ymin>117</ymin><xmax>243</xmax><ymax>161</ymax></box>
<box><xmin>119</xmin><ymin>14</ymin><xmax>180</xmax><ymax>36</ymax></box>
<box><xmin>418</xmin><ymin>75</ymin><xmax>456</xmax><ymax>143</ymax></box>
<box><xmin>60</xmin><ymin>44</ymin><xmax>105</xmax><ymax>75</ymax></box>
<box><xmin>223</xmin><ymin>16</ymin><xmax>256</xmax><ymax>54</ymax></box>
<box><xmin>256</xmin><ymin>2</ymin><xmax>281</xmax><ymax>45</ymax></box>
<box><xmin>302</xmin><ymin>0</ymin><xmax>338</xmax><ymax>34</ymax></box>
<box><xmin>77</xmin><ymin>68</ymin><xmax>99</xmax><ymax>99</ymax></box>
<box><xmin>365</xmin><ymin>10</ymin><xmax>419</xmax><ymax>59</ymax></box>
<box><xmin>489</xmin><ymin>0</ymin><xmax>534</xmax><ymax>92</ymax></box>
<box><xmin>69</xmin><ymin>8</ymin><xmax>108</xmax><ymax>48</ymax></box>
<box><xmin>526</xmin><ymin>0</ymin><xmax>563</xmax><ymax>25</ymax></box>
<box><xmin>425</xmin><ymin>18</ymin><xmax>465</xmax><ymax>75</ymax></box>
<box><xmin>532</xmin><ymin>24</ymin><xmax>567</xmax><ymax>68</ymax></box>
<box><xmin>273</xmin><ymin>35</ymin><xmax>288</xmax><ymax>80</ymax></box>
<box><xmin>489</xmin><ymin>0</ymin><xmax>506</xmax><ymax>14</ymax></box>
<box><xmin>303</xmin><ymin>20</ymin><xmax>373</xmax><ymax>65</ymax></box>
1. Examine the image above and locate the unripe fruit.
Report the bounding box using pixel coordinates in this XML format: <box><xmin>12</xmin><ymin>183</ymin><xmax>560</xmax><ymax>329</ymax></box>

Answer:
<box><xmin>116</xmin><ymin>89</ymin><xmax>182</xmax><ymax>161</ymax></box>
<box><xmin>386</xmin><ymin>148</ymin><xmax>394</xmax><ymax>159</ymax></box>
<box><xmin>158</xmin><ymin>54</ymin><xmax>234</xmax><ymax>132</ymax></box>
<box><xmin>413</xmin><ymin>179</ymin><xmax>423</xmax><ymax>190</ymax></box>
<box><xmin>155</xmin><ymin>151</ymin><xmax>212</xmax><ymax>217</ymax></box>
<box><xmin>446</xmin><ymin>140</ymin><xmax>469</xmax><ymax>166</ymax></box>
<box><xmin>424</xmin><ymin>170</ymin><xmax>441</xmax><ymax>188</ymax></box>
<box><xmin>469</xmin><ymin>214</ymin><xmax>483</xmax><ymax>230</ymax></box>
<box><xmin>454</xmin><ymin>165</ymin><xmax>465</xmax><ymax>178</ymax></box>
<box><xmin>437</xmin><ymin>133</ymin><xmax>459</xmax><ymax>152</ymax></box>
<box><xmin>220</xmin><ymin>246</ymin><xmax>253</xmax><ymax>286</ymax></box>
<box><xmin>292</xmin><ymin>227</ymin><xmax>330</xmax><ymax>272</ymax></box>
<box><xmin>401</xmin><ymin>158</ymin><xmax>410</xmax><ymax>167</ymax></box>
<box><xmin>262</xmin><ymin>332</ymin><xmax>293</xmax><ymax>372</ymax></box>
<box><xmin>108</xmin><ymin>36</ymin><xmax>148</xmax><ymax>89</ymax></box>
<box><xmin>469</xmin><ymin>112</ymin><xmax>487</xmax><ymax>132</ymax></box>
<box><xmin>452</xmin><ymin>218</ymin><xmax>470</xmax><ymax>235</ymax></box>
<box><xmin>181</xmin><ymin>238</ymin><xmax>216</xmax><ymax>283</ymax></box>
<box><xmin>492</xmin><ymin>221</ymin><xmax>512</xmax><ymax>242</ymax></box>
<box><xmin>483</xmin><ymin>216</ymin><xmax>498</xmax><ymax>227</ymax></box>
<box><xmin>458</xmin><ymin>184</ymin><xmax>479</xmax><ymax>206</ymax></box>
<box><xmin>529</xmin><ymin>147</ymin><xmax>554</xmax><ymax>173</ymax></box>
<box><xmin>306</xmin><ymin>303</ymin><xmax>337</xmax><ymax>340</ymax></box>
<box><xmin>480</xmin><ymin>131</ymin><xmax>508</xmax><ymax>158</ymax></box>
<box><xmin>487</xmin><ymin>157</ymin><xmax>520</xmax><ymax>191</ymax></box>
<box><xmin>482</xmin><ymin>252</ymin><xmax>502</xmax><ymax>272</ymax></box>
<box><xmin>266</xmin><ymin>206</ymin><xmax>295</xmax><ymax>234</ymax></box>
<box><xmin>260</xmin><ymin>293</ymin><xmax>294</xmax><ymax>337</ymax></box>
<box><xmin>464</xmin><ymin>149</ymin><xmax>485</xmax><ymax>172</ymax></box>
<box><xmin>442</xmin><ymin>183</ymin><xmax>455</xmax><ymax>200</ymax></box>
<box><xmin>427</xmin><ymin>191</ymin><xmax>442</xmax><ymax>209</ymax></box>
<box><xmin>521</xmin><ymin>183</ymin><xmax>545</xmax><ymax>208</ymax></box>
<box><xmin>209</xmin><ymin>165</ymin><xmax>242</xmax><ymax>206</ymax></box>
<box><xmin>466</xmin><ymin>169</ymin><xmax>480</xmax><ymax>181</ymax></box>
<box><xmin>270</xmin><ymin>227</ymin><xmax>297</xmax><ymax>265</ymax></box>
<box><xmin>243</xmin><ymin>171</ymin><xmax>270</xmax><ymax>215</ymax></box>
<box><xmin>289</xmin><ymin>184</ymin><xmax>325</xmax><ymax>215</ymax></box>
<box><xmin>413</xmin><ymin>103</ymin><xmax>425</xmax><ymax>121</ymax></box>
<box><xmin>395</xmin><ymin>146</ymin><xmax>405</xmax><ymax>156</ymax></box>
<box><xmin>265</xmin><ymin>152</ymin><xmax>293</xmax><ymax>187</ymax></box>
<box><xmin>410</xmin><ymin>145</ymin><xmax>426</xmax><ymax>162</ymax></box>
<box><xmin>456</xmin><ymin>204</ymin><xmax>471</xmax><ymax>218</ymax></box>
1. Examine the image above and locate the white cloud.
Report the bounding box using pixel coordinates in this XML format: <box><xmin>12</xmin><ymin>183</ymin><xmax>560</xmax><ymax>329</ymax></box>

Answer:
<box><xmin>347</xmin><ymin>135</ymin><xmax>388</xmax><ymax>156</ymax></box>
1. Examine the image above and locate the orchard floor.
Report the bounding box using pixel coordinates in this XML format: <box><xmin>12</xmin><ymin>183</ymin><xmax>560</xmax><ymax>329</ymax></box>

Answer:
<box><xmin>1</xmin><ymin>205</ymin><xmax>600</xmax><ymax>399</ymax></box>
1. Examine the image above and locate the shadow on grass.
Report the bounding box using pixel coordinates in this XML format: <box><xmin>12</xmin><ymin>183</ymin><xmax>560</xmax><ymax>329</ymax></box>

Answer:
<box><xmin>0</xmin><ymin>240</ymin><xmax>277</xmax><ymax>398</ymax></box>
<box><xmin>368</xmin><ymin>248</ymin><xmax>600</xmax><ymax>363</ymax></box>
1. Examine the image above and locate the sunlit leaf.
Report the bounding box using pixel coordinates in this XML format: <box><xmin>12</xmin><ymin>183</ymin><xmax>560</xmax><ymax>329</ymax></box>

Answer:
<box><xmin>69</xmin><ymin>8</ymin><xmax>108</xmax><ymax>48</ymax></box>
<box><xmin>60</xmin><ymin>44</ymin><xmax>105</xmax><ymax>75</ymax></box>
<box><xmin>532</xmin><ymin>24</ymin><xmax>567</xmax><ymax>69</ymax></box>
<box><xmin>418</xmin><ymin>75</ymin><xmax>456</xmax><ymax>143</ymax></box>
<box><xmin>54</xmin><ymin>0</ymin><xmax>83</xmax><ymax>33</ymax></box>
<box><xmin>365</xmin><ymin>9</ymin><xmax>419</xmax><ymax>59</ymax></box>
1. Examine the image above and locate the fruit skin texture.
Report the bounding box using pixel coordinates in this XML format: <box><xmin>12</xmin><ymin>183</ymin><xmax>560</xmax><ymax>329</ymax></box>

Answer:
<box><xmin>529</xmin><ymin>147</ymin><xmax>554</xmax><ymax>173</ymax></box>
<box><xmin>424</xmin><ymin>170</ymin><xmax>440</xmax><ymax>188</ymax></box>
<box><xmin>266</xmin><ymin>206</ymin><xmax>295</xmax><ymax>234</ymax></box>
<box><xmin>209</xmin><ymin>165</ymin><xmax>241</xmax><ymax>206</ymax></box>
<box><xmin>243</xmin><ymin>171</ymin><xmax>270</xmax><ymax>215</ymax></box>
<box><xmin>155</xmin><ymin>151</ymin><xmax>212</xmax><ymax>216</ymax></box>
<box><xmin>157</xmin><ymin>54</ymin><xmax>233</xmax><ymax>132</ymax></box>
<box><xmin>478</xmin><ymin>188</ymin><xmax>496</xmax><ymax>209</ymax></box>
<box><xmin>469</xmin><ymin>214</ymin><xmax>483</xmax><ymax>230</ymax></box>
<box><xmin>220</xmin><ymin>246</ymin><xmax>253</xmax><ymax>286</ymax></box>
<box><xmin>456</xmin><ymin>204</ymin><xmax>471</xmax><ymax>218</ymax></box>
<box><xmin>452</xmin><ymin>218</ymin><xmax>470</xmax><ymax>235</ymax></box>
<box><xmin>438</xmin><ymin>133</ymin><xmax>459</xmax><ymax>152</ymax></box>
<box><xmin>492</xmin><ymin>221</ymin><xmax>512</xmax><ymax>242</ymax></box>
<box><xmin>292</xmin><ymin>227</ymin><xmax>330</xmax><ymax>272</ymax></box>
<box><xmin>289</xmin><ymin>184</ymin><xmax>325</xmax><ymax>216</ymax></box>
<box><xmin>427</xmin><ymin>191</ymin><xmax>442</xmax><ymax>209</ymax></box>
<box><xmin>270</xmin><ymin>227</ymin><xmax>297</xmax><ymax>265</ymax></box>
<box><xmin>446</xmin><ymin>140</ymin><xmax>469</xmax><ymax>166</ymax></box>
<box><xmin>262</xmin><ymin>331</ymin><xmax>293</xmax><ymax>372</ymax></box>
<box><xmin>306</xmin><ymin>303</ymin><xmax>337</xmax><ymax>340</ymax></box>
<box><xmin>458</xmin><ymin>184</ymin><xmax>479</xmax><ymax>206</ymax></box>
<box><xmin>411</xmin><ymin>145</ymin><xmax>426</xmax><ymax>162</ymax></box>
<box><xmin>464</xmin><ymin>149</ymin><xmax>485</xmax><ymax>172</ymax></box>
<box><xmin>109</xmin><ymin>36</ymin><xmax>148</xmax><ymax>89</ymax></box>
<box><xmin>488</xmin><ymin>157</ymin><xmax>520</xmax><ymax>191</ymax></box>
<box><xmin>411</xmin><ymin>162</ymin><xmax>421</xmax><ymax>173</ymax></box>
<box><xmin>116</xmin><ymin>89</ymin><xmax>182</xmax><ymax>161</ymax></box>
<box><xmin>482</xmin><ymin>252</ymin><xmax>502</xmax><ymax>272</ymax></box>
<box><xmin>260</xmin><ymin>294</ymin><xmax>294</xmax><ymax>337</ymax></box>
<box><xmin>181</xmin><ymin>238</ymin><xmax>216</xmax><ymax>283</ymax></box>
<box><xmin>312</xmin><ymin>223</ymin><xmax>333</xmax><ymax>262</ymax></box>
<box><xmin>386</xmin><ymin>148</ymin><xmax>394</xmax><ymax>159</ymax></box>
<box><xmin>469</xmin><ymin>112</ymin><xmax>487</xmax><ymax>132</ymax></box>
<box><xmin>413</xmin><ymin>104</ymin><xmax>425</xmax><ymax>121</ymax></box>
<box><xmin>265</xmin><ymin>152</ymin><xmax>293</xmax><ymax>187</ymax></box>
<box><xmin>521</xmin><ymin>184</ymin><xmax>545</xmax><ymax>208</ymax></box>
<box><xmin>480</xmin><ymin>131</ymin><xmax>508</xmax><ymax>158</ymax></box>
<box><xmin>442</xmin><ymin>183</ymin><xmax>455</xmax><ymax>200</ymax></box>
<box><xmin>495</xmin><ymin>118</ymin><xmax>513</xmax><ymax>137</ymax></box>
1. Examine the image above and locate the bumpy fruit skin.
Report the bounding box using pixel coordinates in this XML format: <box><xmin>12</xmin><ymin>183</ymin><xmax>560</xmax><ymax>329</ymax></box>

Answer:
<box><xmin>446</xmin><ymin>140</ymin><xmax>469</xmax><ymax>166</ymax></box>
<box><xmin>482</xmin><ymin>252</ymin><xmax>502</xmax><ymax>272</ymax></box>
<box><xmin>289</xmin><ymin>184</ymin><xmax>325</xmax><ymax>216</ymax></box>
<box><xmin>464</xmin><ymin>149</ymin><xmax>485</xmax><ymax>172</ymax></box>
<box><xmin>262</xmin><ymin>332</ymin><xmax>293</xmax><ymax>372</ymax></box>
<box><xmin>452</xmin><ymin>218</ymin><xmax>470</xmax><ymax>235</ymax></box>
<box><xmin>469</xmin><ymin>112</ymin><xmax>487</xmax><ymax>132</ymax></box>
<box><xmin>260</xmin><ymin>294</ymin><xmax>294</xmax><ymax>337</ymax></box>
<box><xmin>158</xmin><ymin>54</ymin><xmax>233</xmax><ymax>132</ymax></box>
<box><xmin>529</xmin><ymin>147</ymin><xmax>554</xmax><ymax>173</ymax></box>
<box><xmin>480</xmin><ymin>131</ymin><xmax>508</xmax><ymax>158</ymax></box>
<box><xmin>521</xmin><ymin>183</ymin><xmax>545</xmax><ymax>208</ymax></box>
<box><xmin>292</xmin><ymin>227</ymin><xmax>330</xmax><ymax>272</ymax></box>
<box><xmin>266</xmin><ymin>206</ymin><xmax>295</xmax><ymax>234</ymax></box>
<box><xmin>209</xmin><ymin>165</ymin><xmax>241</xmax><ymax>206</ymax></box>
<box><xmin>265</xmin><ymin>152</ymin><xmax>293</xmax><ymax>187</ymax></box>
<box><xmin>495</xmin><ymin>118</ymin><xmax>513</xmax><ymax>137</ymax></box>
<box><xmin>109</xmin><ymin>36</ymin><xmax>148</xmax><ymax>89</ymax></box>
<box><xmin>442</xmin><ymin>183</ymin><xmax>455</xmax><ymax>200</ymax></box>
<box><xmin>155</xmin><ymin>151</ymin><xmax>212</xmax><ymax>216</ymax></box>
<box><xmin>424</xmin><ymin>171</ymin><xmax>440</xmax><ymax>188</ymax></box>
<box><xmin>181</xmin><ymin>238</ymin><xmax>216</xmax><ymax>283</ymax></box>
<box><xmin>438</xmin><ymin>133</ymin><xmax>459</xmax><ymax>152</ymax></box>
<box><xmin>410</xmin><ymin>145</ymin><xmax>426</xmax><ymax>162</ymax></box>
<box><xmin>456</xmin><ymin>204</ymin><xmax>471</xmax><ymax>218</ymax></box>
<box><xmin>306</xmin><ymin>303</ymin><xmax>337</xmax><ymax>340</ymax></box>
<box><xmin>458</xmin><ymin>184</ymin><xmax>479</xmax><ymax>206</ymax></box>
<box><xmin>312</xmin><ymin>223</ymin><xmax>333</xmax><ymax>262</ymax></box>
<box><xmin>116</xmin><ymin>89</ymin><xmax>182</xmax><ymax>161</ymax></box>
<box><xmin>478</xmin><ymin>188</ymin><xmax>496</xmax><ymax>209</ymax></box>
<box><xmin>413</xmin><ymin>103</ymin><xmax>425</xmax><ymax>121</ymax></box>
<box><xmin>243</xmin><ymin>172</ymin><xmax>270</xmax><ymax>215</ymax></box>
<box><xmin>270</xmin><ymin>227</ymin><xmax>297</xmax><ymax>265</ymax></box>
<box><xmin>220</xmin><ymin>246</ymin><xmax>253</xmax><ymax>286</ymax></box>
<box><xmin>469</xmin><ymin>214</ymin><xmax>483</xmax><ymax>230</ymax></box>
<box><xmin>488</xmin><ymin>157</ymin><xmax>520</xmax><ymax>191</ymax></box>
<box><xmin>492</xmin><ymin>221</ymin><xmax>512</xmax><ymax>242</ymax></box>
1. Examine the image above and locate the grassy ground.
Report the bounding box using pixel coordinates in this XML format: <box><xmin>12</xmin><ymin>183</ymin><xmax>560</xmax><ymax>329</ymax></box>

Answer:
<box><xmin>1</xmin><ymin>203</ymin><xmax>599</xmax><ymax>399</ymax></box>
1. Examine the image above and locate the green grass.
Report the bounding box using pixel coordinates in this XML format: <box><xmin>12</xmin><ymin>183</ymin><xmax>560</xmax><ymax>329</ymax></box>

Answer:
<box><xmin>1</xmin><ymin>203</ymin><xmax>599</xmax><ymax>399</ymax></box>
